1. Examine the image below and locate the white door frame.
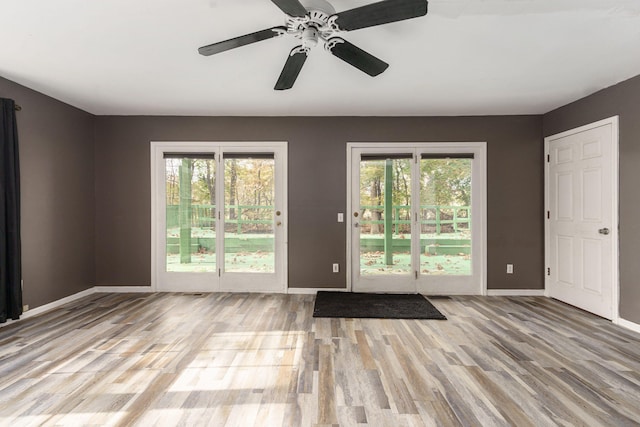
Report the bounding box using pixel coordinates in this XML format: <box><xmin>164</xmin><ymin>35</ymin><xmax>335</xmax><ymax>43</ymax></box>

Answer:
<box><xmin>544</xmin><ymin>116</ymin><xmax>619</xmax><ymax>322</ymax></box>
<box><xmin>346</xmin><ymin>142</ymin><xmax>487</xmax><ymax>295</ymax></box>
<box><xmin>151</xmin><ymin>141</ymin><xmax>288</xmax><ymax>293</ymax></box>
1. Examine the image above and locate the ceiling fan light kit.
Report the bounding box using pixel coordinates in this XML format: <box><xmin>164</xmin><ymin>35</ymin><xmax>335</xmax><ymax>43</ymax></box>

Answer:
<box><xmin>198</xmin><ymin>0</ymin><xmax>428</xmax><ymax>90</ymax></box>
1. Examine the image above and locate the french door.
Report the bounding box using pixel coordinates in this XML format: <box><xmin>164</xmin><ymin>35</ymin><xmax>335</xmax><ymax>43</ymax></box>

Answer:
<box><xmin>151</xmin><ymin>141</ymin><xmax>287</xmax><ymax>292</ymax></box>
<box><xmin>348</xmin><ymin>143</ymin><xmax>486</xmax><ymax>295</ymax></box>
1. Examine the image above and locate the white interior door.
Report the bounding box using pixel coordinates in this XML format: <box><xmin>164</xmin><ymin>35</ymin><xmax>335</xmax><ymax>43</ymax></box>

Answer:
<box><xmin>546</xmin><ymin>117</ymin><xmax>618</xmax><ymax>319</ymax></box>
<box><xmin>348</xmin><ymin>143</ymin><xmax>486</xmax><ymax>295</ymax></box>
<box><xmin>151</xmin><ymin>141</ymin><xmax>287</xmax><ymax>293</ymax></box>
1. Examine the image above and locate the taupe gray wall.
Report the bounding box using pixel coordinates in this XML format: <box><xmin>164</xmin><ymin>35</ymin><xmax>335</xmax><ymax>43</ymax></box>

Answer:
<box><xmin>544</xmin><ymin>74</ymin><xmax>640</xmax><ymax>324</ymax></box>
<box><xmin>0</xmin><ymin>77</ymin><xmax>95</xmax><ymax>308</ymax></box>
<box><xmin>94</xmin><ymin>116</ymin><xmax>544</xmax><ymax>290</ymax></box>
<box><xmin>4</xmin><ymin>70</ymin><xmax>639</xmax><ymax>323</ymax></box>
<box><xmin>1</xmin><ymin>74</ymin><xmax>547</xmax><ymax>310</ymax></box>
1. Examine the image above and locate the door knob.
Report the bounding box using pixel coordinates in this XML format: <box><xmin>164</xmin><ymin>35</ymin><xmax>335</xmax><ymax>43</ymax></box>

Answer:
<box><xmin>354</xmin><ymin>222</ymin><xmax>360</xmax><ymax>228</ymax></box>
<box><xmin>354</xmin><ymin>212</ymin><xmax>359</xmax><ymax>217</ymax></box>
<box><xmin>276</xmin><ymin>221</ymin><xmax>282</xmax><ymax>226</ymax></box>
<box><xmin>598</xmin><ymin>228</ymin><xmax>610</xmax><ymax>235</ymax></box>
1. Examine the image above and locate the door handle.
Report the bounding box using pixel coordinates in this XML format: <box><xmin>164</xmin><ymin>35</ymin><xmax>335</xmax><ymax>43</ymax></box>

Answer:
<box><xmin>276</xmin><ymin>221</ymin><xmax>282</xmax><ymax>226</ymax></box>
<box><xmin>354</xmin><ymin>222</ymin><xmax>359</xmax><ymax>228</ymax></box>
<box><xmin>598</xmin><ymin>228</ymin><xmax>610</xmax><ymax>235</ymax></box>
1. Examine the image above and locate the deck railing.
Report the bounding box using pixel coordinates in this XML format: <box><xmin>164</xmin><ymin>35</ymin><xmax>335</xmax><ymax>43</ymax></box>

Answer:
<box><xmin>167</xmin><ymin>204</ymin><xmax>470</xmax><ymax>235</ymax></box>
<box><xmin>360</xmin><ymin>205</ymin><xmax>471</xmax><ymax>235</ymax></box>
<box><xmin>167</xmin><ymin>204</ymin><xmax>272</xmax><ymax>233</ymax></box>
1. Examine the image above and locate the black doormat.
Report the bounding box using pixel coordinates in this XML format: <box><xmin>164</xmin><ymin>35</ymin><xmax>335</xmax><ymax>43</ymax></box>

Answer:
<box><xmin>313</xmin><ymin>291</ymin><xmax>447</xmax><ymax>320</ymax></box>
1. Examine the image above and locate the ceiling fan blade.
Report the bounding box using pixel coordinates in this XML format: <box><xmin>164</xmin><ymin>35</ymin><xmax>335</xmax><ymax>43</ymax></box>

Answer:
<box><xmin>274</xmin><ymin>47</ymin><xmax>308</xmax><ymax>90</ymax></box>
<box><xmin>327</xmin><ymin>38</ymin><xmax>389</xmax><ymax>76</ymax></box>
<box><xmin>332</xmin><ymin>0</ymin><xmax>428</xmax><ymax>31</ymax></box>
<box><xmin>271</xmin><ymin>0</ymin><xmax>308</xmax><ymax>18</ymax></box>
<box><xmin>198</xmin><ymin>26</ymin><xmax>286</xmax><ymax>56</ymax></box>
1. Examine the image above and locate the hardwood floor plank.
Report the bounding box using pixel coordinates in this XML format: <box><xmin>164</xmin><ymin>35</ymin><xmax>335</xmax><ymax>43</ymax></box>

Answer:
<box><xmin>317</xmin><ymin>344</ymin><xmax>338</xmax><ymax>424</ymax></box>
<box><xmin>0</xmin><ymin>293</ymin><xmax>639</xmax><ymax>426</ymax></box>
<box><xmin>355</xmin><ymin>330</ymin><xmax>377</xmax><ymax>370</ymax></box>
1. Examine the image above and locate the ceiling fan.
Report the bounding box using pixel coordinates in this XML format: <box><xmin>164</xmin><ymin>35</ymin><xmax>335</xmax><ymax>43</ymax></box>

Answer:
<box><xmin>198</xmin><ymin>0</ymin><xmax>429</xmax><ymax>90</ymax></box>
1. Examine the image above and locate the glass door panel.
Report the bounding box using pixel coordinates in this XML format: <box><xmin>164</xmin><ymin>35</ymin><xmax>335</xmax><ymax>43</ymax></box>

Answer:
<box><xmin>165</xmin><ymin>155</ymin><xmax>216</xmax><ymax>273</ymax></box>
<box><xmin>419</xmin><ymin>157</ymin><xmax>472</xmax><ymax>276</ymax></box>
<box><xmin>349</xmin><ymin>143</ymin><xmax>485</xmax><ymax>295</ymax></box>
<box><xmin>359</xmin><ymin>157</ymin><xmax>412</xmax><ymax>275</ymax></box>
<box><xmin>351</xmin><ymin>150</ymin><xmax>416</xmax><ymax>293</ymax></box>
<box><xmin>154</xmin><ymin>142</ymin><xmax>287</xmax><ymax>293</ymax></box>
<box><xmin>223</xmin><ymin>155</ymin><xmax>275</xmax><ymax>274</ymax></box>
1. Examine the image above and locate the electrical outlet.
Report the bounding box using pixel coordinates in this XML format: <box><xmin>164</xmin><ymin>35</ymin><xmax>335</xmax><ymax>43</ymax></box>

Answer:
<box><xmin>333</xmin><ymin>263</ymin><xmax>339</xmax><ymax>273</ymax></box>
<box><xmin>23</xmin><ymin>304</ymin><xmax>29</xmax><ymax>312</ymax></box>
<box><xmin>337</xmin><ymin>213</ymin><xmax>344</xmax><ymax>223</ymax></box>
<box><xmin>506</xmin><ymin>264</ymin><xmax>514</xmax><ymax>274</ymax></box>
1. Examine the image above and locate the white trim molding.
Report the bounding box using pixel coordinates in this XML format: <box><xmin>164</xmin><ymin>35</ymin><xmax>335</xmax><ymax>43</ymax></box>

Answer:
<box><xmin>0</xmin><ymin>287</ymin><xmax>95</xmax><ymax>328</ymax></box>
<box><xmin>6</xmin><ymin>287</ymin><xmax>638</xmax><ymax>336</ymax></box>
<box><xmin>615</xmin><ymin>317</ymin><xmax>640</xmax><ymax>335</ymax></box>
<box><xmin>94</xmin><ymin>286</ymin><xmax>154</xmax><ymax>293</ymax></box>
<box><xmin>1</xmin><ymin>286</ymin><xmax>156</xmax><ymax>328</ymax></box>
<box><xmin>487</xmin><ymin>289</ymin><xmax>546</xmax><ymax>296</ymax></box>
<box><xmin>22</xmin><ymin>288</ymin><xmax>95</xmax><ymax>317</ymax></box>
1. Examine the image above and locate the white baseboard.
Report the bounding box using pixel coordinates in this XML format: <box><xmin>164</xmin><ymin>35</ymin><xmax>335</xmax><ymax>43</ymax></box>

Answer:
<box><xmin>2</xmin><ymin>286</ymin><xmax>552</xmax><ymax>328</ymax></box>
<box><xmin>616</xmin><ymin>317</ymin><xmax>640</xmax><ymax>334</ymax></box>
<box><xmin>7</xmin><ymin>286</ymin><xmax>640</xmax><ymax>336</ymax></box>
<box><xmin>1</xmin><ymin>285</ymin><xmax>338</xmax><ymax>327</ymax></box>
<box><xmin>0</xmin><ymin>287</ymin><xmax>96</xmax><ymax>328</ymax></box>
<box><xmin>287</xmin><ymin>287</ymin><xmax>348</xmax><ymax>295</ymax></box>
<box><xmin>23</xmin><ymin>287</ymin><xmax>96</xmax><ymax>318</ymax></box>
<box><xmin>1</xmin><ymin>286</ymin><xmax>152</xmax><ymax>328</ymax></box>
<box><xmin>486</xmin><ymin>289</ymin><xmax>546</xmax><ymax>296</ymax></box>
<box><xmin>94</xmin><ymin>286</ymin><xmax>153</xmax><ymax>293</ymax></box>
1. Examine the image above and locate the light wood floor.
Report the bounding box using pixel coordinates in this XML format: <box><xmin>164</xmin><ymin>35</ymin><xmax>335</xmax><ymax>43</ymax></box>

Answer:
<box><xmin>1</xmin><ymin>293</ymin><xmax>639</xmax><ymax>426</ymax></box>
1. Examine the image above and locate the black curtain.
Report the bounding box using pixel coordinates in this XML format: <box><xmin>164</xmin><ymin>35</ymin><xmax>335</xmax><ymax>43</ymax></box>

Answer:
<box><xmin>0</xmin><ymin>98</ymin><xmax>22</xmax><ymax>323</ymax></box>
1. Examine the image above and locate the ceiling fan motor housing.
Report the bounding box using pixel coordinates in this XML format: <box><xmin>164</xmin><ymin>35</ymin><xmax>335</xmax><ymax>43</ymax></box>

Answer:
<box><xmin>300</xmin><ymin>0</ymin><xmax>336</xmax><ymax>18</ymax></box>
<box><xmin>286</xmin><ymin>0</ymin><xmax>337</xmax><ymax>42</ymax></box>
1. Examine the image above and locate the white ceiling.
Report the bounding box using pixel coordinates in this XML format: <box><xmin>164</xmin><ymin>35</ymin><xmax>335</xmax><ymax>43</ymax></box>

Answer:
<box><xmin>1</xmin><ymin>0</ymin><xmax>640</xmax><ymax>116</ymax></box>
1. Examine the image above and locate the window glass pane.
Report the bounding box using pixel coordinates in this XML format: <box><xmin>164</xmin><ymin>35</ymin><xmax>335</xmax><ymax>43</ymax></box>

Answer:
<box><xmin>165</xmin><ymin>157</ymin><xmax>216</xmax><ymax>272</ymax></box>
<box><xmin>359</xmin><ymin>158</ymin><xmax>412</xmax><ymax>275</ymax></box>
<box><xmin>224</xmin><ymin>157</ymin><xmax>275</xmax><ymax>273</ymax></box>
<box><xmin>419</xmin><ymin>158</ymin><xmax>472</xmax><ymax>276</ymax></box>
